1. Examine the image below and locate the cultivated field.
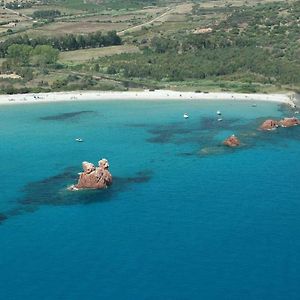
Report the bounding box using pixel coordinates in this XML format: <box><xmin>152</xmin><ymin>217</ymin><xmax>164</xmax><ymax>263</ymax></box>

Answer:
<box><xmin>0</xmin><ymin>0</ymin><xmax>298</xmax><ymax>94</ymax></box>
<box><xmin>59</xmin><ymin>45</ymin><xmax>140</xmax><ymax>63</ymax></box>
<box><xmin>30</xmin><ymin>21</ymin><xmax>129</xmax><ymax>35</ymax></box>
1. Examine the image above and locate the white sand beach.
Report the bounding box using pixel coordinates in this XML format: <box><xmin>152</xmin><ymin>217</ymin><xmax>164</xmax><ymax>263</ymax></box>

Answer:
<box><xmin>0</xmin><ymin>90</ymin><xmax>296</xmax><ymax>107</ymax></box>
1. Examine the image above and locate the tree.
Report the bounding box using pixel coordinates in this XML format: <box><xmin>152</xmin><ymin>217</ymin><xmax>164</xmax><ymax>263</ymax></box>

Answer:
<box><xmin>31</xmin><ymin>45</ymin><xmax>59</xmax><ymax>65</ymax></box>
<box><xmin>33</xmin><ymin>10</ymin><xmax>61</xmax><ymax>19</ymax></box>
<box><xmin>7</xmin><ymin>44</ymin><xmax>33</xmax><ymax>65</ymax></box>
<box><xmin>151</xmin><ymin>37</ymin><xmax>178</xmax><ymax>53</ymax></box>
<box><xmin>76</xmin><ymin>35</ymin><xmax>86</xmax><ymax>49</ymax></box>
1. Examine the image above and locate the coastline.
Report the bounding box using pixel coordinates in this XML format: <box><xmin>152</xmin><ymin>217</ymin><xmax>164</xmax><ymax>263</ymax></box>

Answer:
<box><xmin>0</xmin><ymin>90</ymin><xmax>296</xmax><ymax>107</ymax></box>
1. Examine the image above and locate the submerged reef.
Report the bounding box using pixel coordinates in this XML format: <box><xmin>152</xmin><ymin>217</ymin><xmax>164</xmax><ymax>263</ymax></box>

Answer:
<box><xmin>40</xmin><ymin>110</ymin><xmax>95</xmax><ymax>121</ymax></box>
<box><xmin>127</xmin><ymin>108</ymin><xmax>300</xmax><ymax>158</ymax></box>
<box><xmin>139</xmin><ymin>117</ymin><xmax>241</xmax><ymax>145</ymax></box>
<box><xmin>69</xmin><ymin>159</ymin><xmax>112</xmax><ymax>190</ymax></box>
<box><xmin>0</xmin><ymin>167</ymin><xmax>152</xmax><ymax>224</ymax></box>
<box><xmin>2</xmin><ymin>104</ymin><xmax>299</xmax><ymax>225</ymax></box>
<box><xmin>0</xmin><ymin>213</ymin><xmax>7</xmax><ymax>222</ymax></box>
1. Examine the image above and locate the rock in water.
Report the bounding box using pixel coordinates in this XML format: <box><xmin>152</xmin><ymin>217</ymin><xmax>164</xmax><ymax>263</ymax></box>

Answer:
<box><xmin>260</xmin><ymin>117</ymin><xmax>300</xmax><ymax>130</ymax></box>
<box><xmin>223</xmin><ymin>135</ymin><xmax>240</xmax><ymax>147</ymax></box>
<box><xmin>260</xmin><ymin>119</ymin><xmax>279</xmax><ymax>131</ymax></box>
<box><xmin>279</xmin><ymin>117</ymin><xmax>300</xmax><ymax>128</ymax></box>
<box><xmin>70</xmin><ymin>159</ymin><xmax>112</xmax><ymax>190</ymax></box>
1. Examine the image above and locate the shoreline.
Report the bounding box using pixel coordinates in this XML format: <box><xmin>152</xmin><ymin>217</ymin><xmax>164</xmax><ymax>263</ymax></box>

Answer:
<box><xmin>0</xmin><ymin>90</ymin><xmax>296</xmax><ymax>107</ymax></box>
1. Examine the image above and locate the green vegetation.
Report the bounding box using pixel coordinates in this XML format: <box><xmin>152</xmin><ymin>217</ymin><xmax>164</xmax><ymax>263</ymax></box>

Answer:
<box><xmin>31</xmin><ymin>45</ymin><xmax>59</xmax><ymax>65</ymax></box>
<box><xmin>0</xmin><ymin>31</ymin><xmax>122</xmax><ymax>57</ymax></box>
<box><xmin>32</xmin><ymin>10</ymin><xmax>62</xmax><ymax>19</ymax></box>
<box><xmin>42</xmin><ymin>0</ymin><xmax>160</xmax><ymax>11</ymax></box>
<box><xmin>0</xmin><ymin>0</ymin><xmax>299</xmax><ymax>94</ymax></box>
<box><xmin>2</xmin><ymin>44</ymin><xmax>59</xmax><ymax>85</ymax></box>
<box><xmin>59</xmin><ymin>45</ymin><xmax>140</xmax><ymax>63</ymax></box>
<box><xmin>7</xmin><ymin>44</ymin><xmax>33</xmax><ymax>65</ymax></box>
<box><xmin>97</xmin><ymin>1</ymin><xmax>299</xmax><ymax>88</ymax></box>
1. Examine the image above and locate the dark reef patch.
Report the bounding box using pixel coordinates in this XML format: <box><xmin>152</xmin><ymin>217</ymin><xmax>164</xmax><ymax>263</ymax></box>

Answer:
<box><xmin>125</xmin><ymin>123</ymin><xmax>148</xmax><ymax>128</ymax></box>
<box><xmin>146</xmin><ymin>117</ymin><xmax>243</xmax><ymax>145</ymax></box>
<box><xmin>40</xmin><ymin>111</ymin><xmax>96</xmax><ymax>121</ymax></box>
<box><xmin>139</xmin><ymin>115</ymin><xmax>300</xmax><ymax>157</ymax></box>
<box><xmin>198</xmin><ymin>145</ymin><xmax>235</xmax><ymax>157</ymax></box>
<box><xmin>0</xmin><ymin>168</ymin><xmax>153</xmax><ymax>224</ymax></box>
<box><xmin>146</xmin><ymin>122</ymin><xmax>196</xmax><ymax>144</ymax></box>
<box><xmin>199</xmin><ymin>117</ymin><xmax>240</xmax><ymax>130</ymax></box>
<box><xmin>147</xmin><ymin>126</ymin><xmax>191</xmax><ymax>144</ymax></box>
<box><xmin>144</xmin><ymin>117</ymin><xmax>241</xmax><ymax>146</ymax></box>
<box><xmin>125</xmin><ymin>117</ymin><xmax>242</xmax><ymax>145</ymax></box>
<box><xmin>20</xmin><ymin>168</ymin><xmax>152</xmax><ymax>206</ymax></box>
<box><xmin>0</xmin><ymin>213</ymin><xmax>7</xmax><ymax>223</ymax></box>
<box><xmin>177</xmin><ymin>152</ymin><xmax>195</xmax><ymax>157</ymax></box>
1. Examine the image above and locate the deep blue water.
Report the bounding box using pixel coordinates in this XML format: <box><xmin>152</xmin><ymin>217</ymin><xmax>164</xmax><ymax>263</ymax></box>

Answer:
<box><xmin>0</xmin><ymin>99</ymin><xmax>300</xmax><ymax>299</ymax></box>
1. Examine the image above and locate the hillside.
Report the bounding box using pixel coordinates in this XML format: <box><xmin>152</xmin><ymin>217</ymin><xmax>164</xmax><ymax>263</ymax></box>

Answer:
<box><xmin>0</xmin><ymin>0</ymin><xmax>299</xmax><ymax>94</ymax></box>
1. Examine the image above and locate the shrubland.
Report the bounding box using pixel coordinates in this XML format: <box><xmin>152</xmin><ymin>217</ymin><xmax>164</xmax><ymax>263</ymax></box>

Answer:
<box><xmin>0</xmin><ymin>0</ymin><xmax>299</xmax><ymax>94</ymax></box>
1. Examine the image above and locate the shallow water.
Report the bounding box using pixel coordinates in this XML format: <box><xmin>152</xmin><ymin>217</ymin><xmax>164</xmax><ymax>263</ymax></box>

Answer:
<box><xmin>0</xmin><ymin>99</ymin><xmax>300</xmax><ymax>299</ymax></box>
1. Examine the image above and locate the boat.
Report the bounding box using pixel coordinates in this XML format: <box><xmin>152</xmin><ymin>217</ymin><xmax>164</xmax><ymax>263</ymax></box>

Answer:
<box><xmin>75</xmin><ymin>138</ymin><xmax>83</xmax><ymax>142</ymax></box>
<box><xmin>217</xmin><ymin>110</ymin><xmax>222</xmax><ymax>115</ymax></box>
<box><xmin>183</xmin><ymin>113</ymin><xmax>189</xmax><ymax>119</ymax></box>
<box><xmin>217</xmin><ymin>118</ymin><xmax>223</xmax><ymax>122</ymax></box>
<box><xmin>252</xmin><ymin>104</ymin><xmax>257</xmax><ymax>107</ymax></box>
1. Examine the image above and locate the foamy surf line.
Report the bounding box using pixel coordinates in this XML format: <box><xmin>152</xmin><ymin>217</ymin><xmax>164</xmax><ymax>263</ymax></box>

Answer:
<box><xmin>0</xmin><ymin>90</ymin><xmax>295</xmax><ymax>106</ymax></box>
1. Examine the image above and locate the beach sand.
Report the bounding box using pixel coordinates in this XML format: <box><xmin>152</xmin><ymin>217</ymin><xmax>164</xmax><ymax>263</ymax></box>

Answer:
<box><xmin>0</xmin><ymin>90</ymin><xmax>296</xmax><ymax>107</ymax></box>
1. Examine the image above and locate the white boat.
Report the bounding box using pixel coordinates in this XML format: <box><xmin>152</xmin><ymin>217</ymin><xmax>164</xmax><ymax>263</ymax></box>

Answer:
<box><xmin>252</xmin><ymin>104</ymin><xmax>257</xmax><ymax>107</ymax></box>
<box><xmin>295</xmin><ymin>111</ymin><xmax>299</xmax><ymax>114</ymax></box>
<box><xmin>216</xmin><ymin>110</ymin><xmax>222</xmax><ymax>115</ymax></box>
<box><xmin>183</xmin><ymin>113</ymin><xmax>189</xmax><ymax>119</ymax></box>
<box><xmin>217</xmin><ymin>118</ymin><xmax>223</xmax><ymax>122</ymax></box>
<box><xmin>75</xmin><ymin>138</ymin><xmax>83</xmax><ymax>142</ymax></box>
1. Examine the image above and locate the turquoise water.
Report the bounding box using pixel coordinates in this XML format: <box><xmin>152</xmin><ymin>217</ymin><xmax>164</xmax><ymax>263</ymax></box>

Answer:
<box><xmin>0</xmin><ymin>99</ymin><xmax>300</xmax><ymax>299</ymax></box>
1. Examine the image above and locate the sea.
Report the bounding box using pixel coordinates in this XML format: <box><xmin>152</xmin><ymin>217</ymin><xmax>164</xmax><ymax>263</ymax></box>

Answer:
<box><xmin>0</xmin><ymin>99</ymin><xmax>299</xmax><ymax>300</ymax></box>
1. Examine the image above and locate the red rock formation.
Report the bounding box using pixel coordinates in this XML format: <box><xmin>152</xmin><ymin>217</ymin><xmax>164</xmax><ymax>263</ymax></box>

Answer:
<box><xmin>278</xmin><ymin>117</ymin><xmax>300</xmax><ymax>128</ymax></box>
<box><xmin>223</xmin><ymin>135</ymin><xmax>240</xmax><ymax>147</ymax></box>
<box><xmin>260</xmin><ymin>119</ymin><xmax>279</xmax><ymax>131</ymax></box>
<box><xmin>70</xmin><ymin>159</ymin><xmax>112</xmax><ymax>190</ymax></box>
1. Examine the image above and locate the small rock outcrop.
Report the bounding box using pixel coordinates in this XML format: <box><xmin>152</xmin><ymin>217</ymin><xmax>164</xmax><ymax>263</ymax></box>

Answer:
<box><xmin>260</xmin><ymin>119</ymin><xmax>279</xmax><ymax>131</ymax></box>
<box><xmin>223</xmin><ymin>135</ymin><xmax>240</xmax><ymax>147</ymax></box>
<box><xmin>260</xmin><ymin>117</ymin><xmax>300</xmax><ymax>130</ymax></box>
<box><xmin>279</xmin><ymin>117</ymin><xmax>300</xmax><ymax>128</ymax></box>
<box><xmin>69</xmin><ymin>158</ymin><xmax>112</xmax><ymax>190</ymax></box>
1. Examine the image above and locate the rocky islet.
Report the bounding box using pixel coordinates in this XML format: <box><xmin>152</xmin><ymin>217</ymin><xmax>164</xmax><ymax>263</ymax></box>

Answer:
<box><xmin>69</xmin><ymin>158</ymin><xmax>112</xmax><ymax>190</ymax></box>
